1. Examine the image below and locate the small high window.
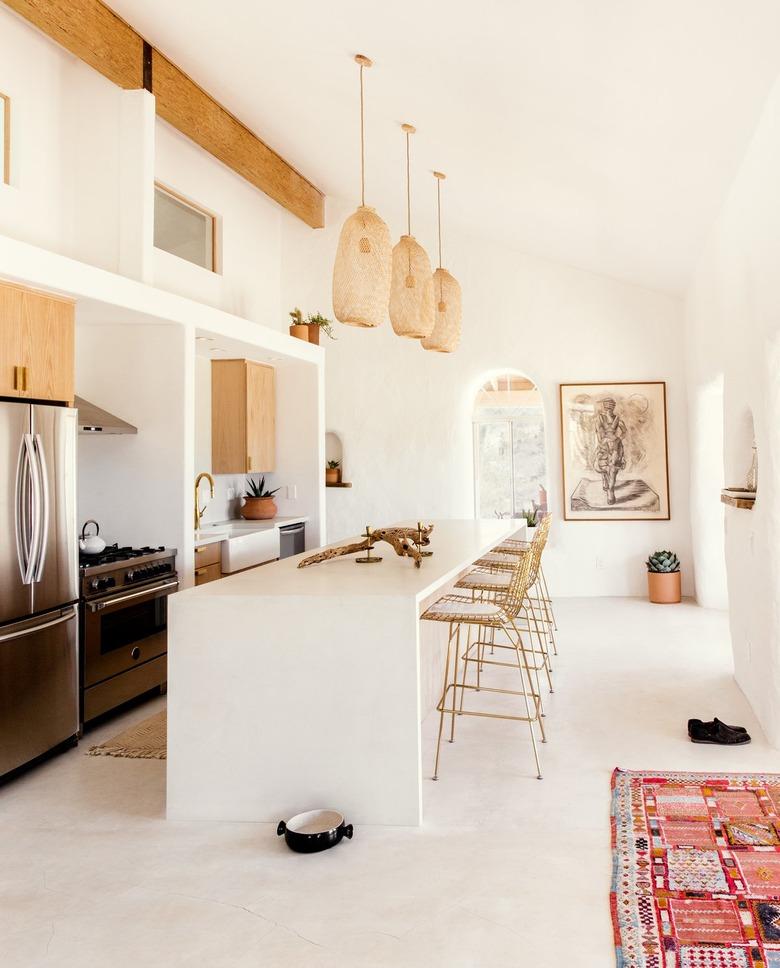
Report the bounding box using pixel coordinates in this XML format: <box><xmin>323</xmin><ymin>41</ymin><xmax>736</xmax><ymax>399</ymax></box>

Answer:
<box><xmin>1</xmin><ymin>93</ymin><xmax>10</xmax><ymax>185</ymax></box>
<box><xmin>154</xmin><ymin>183</ymin><xmax>218</xmax><ymax>272</ymax></box>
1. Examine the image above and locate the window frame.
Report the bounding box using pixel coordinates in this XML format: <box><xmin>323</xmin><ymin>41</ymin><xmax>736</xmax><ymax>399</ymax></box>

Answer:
<box><xmin>1</xmin><ymin>92</ymin><xmax>10</xmax><ymax>186</ymax></box>
<box><xmin>153</xmin><ymin>180</ymin><xmax>220</xmax><ymax>273</ymax></box>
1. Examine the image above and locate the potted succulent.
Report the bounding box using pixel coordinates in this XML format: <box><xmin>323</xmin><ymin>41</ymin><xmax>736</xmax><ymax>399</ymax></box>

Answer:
<box><xmin>241</xmin><ymin>475</ymin><xmax>280</xmax><ymax>520</ymax></box>
<box><xmin>306</xmin><ymin>312</ymin><xmax>337</xmax><ymax>347</ymax></box>
<box><xmin>646</xmin><ymin>550</ymin><xmax>681</xmax><ymax>604</ymax></box>
<box><xmin>522</xmin><ymin>507</ymin><xmax>538</xmax><ymax>535</ymax></box>
<box><xmin>325</xmin><ymin>460</ymin><xmax>341</xmax><ymax>485</ymax></box>
<box><xmin>289</xmin><ymin>307</ymin><xmax>309</xmax><ymax>342</ymax></box>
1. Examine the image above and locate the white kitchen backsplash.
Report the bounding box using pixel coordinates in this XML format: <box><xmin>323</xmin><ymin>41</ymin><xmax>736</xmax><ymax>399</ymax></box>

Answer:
<box><xmin>199</xmin><ymin>472</ymin><xmax>280</xmax><ymax>526</ymax></box>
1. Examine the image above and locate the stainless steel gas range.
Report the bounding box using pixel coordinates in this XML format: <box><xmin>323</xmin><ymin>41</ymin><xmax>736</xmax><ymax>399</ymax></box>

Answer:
<box><xmin>79</xmin><ymin>545</ymin><xmax>178</xmax><ymax>724</ymax></box>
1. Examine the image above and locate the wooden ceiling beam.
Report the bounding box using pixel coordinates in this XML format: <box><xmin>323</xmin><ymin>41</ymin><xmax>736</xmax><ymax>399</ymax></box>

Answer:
<box><xmin>4</xmin><ymin>0</ymin><xmax>325</xmax><ymax>228</ymax></box>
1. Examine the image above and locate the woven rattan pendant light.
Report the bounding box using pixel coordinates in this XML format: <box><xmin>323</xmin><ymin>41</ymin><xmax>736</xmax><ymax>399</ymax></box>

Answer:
<box><xmin>332</xmin><ymin>54</ymin><xmax>392</xmax><ymax>329</ymax></box>
<box><xmin>389</xmin><ymin>124</ymin><xmax>435</xmax><ymax>339</ymax></box>
<box><xmin>421</xmin><ymin>171</ymin><xmax>462</xmax><ymax>353</ymax></box>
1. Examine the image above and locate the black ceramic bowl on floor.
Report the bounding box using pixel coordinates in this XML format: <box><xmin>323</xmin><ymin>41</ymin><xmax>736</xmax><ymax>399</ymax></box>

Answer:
<box><xmin>277</xmin><ymin>809</ymin><xmax>354</xmax><ymax>853</ymax></box>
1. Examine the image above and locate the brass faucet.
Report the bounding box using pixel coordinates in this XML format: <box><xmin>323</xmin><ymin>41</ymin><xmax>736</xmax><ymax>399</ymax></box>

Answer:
<box><xmin>194</xmin><ymin>472</ymin><xmax>215</xmax><ymax>531</ymax></box>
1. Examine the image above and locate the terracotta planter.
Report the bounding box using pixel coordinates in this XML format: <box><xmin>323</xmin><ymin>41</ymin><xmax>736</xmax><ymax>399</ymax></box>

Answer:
<box><xmin>648</xmin><ymin>571</ymin><xmax>681</xmax><ymax>604</ymax></box>
<box><xmin>325</xmin><ymin>468</ymin><xmax>339</xmax><ymax>485</ymax></box>
<box><xmin>289</xmin><ymin>324</ymin><xmax>309</xmax><ymax>342</ymax></box>
<box><xmin>307</xmin><ymin>324</ymin><xmax>320</xmax><ymax>346</ymax></box>
<box><xmin>240</xmin><ymin>496</ymin><xmax>277</xmax><ymax>520</ymax></box>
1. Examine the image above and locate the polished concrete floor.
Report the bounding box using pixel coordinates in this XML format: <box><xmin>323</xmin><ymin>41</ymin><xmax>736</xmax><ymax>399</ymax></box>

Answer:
<box><xmin>2</xmin><ymin>599</ymin><xmax>776</xmax><ymax>967</ymax></box>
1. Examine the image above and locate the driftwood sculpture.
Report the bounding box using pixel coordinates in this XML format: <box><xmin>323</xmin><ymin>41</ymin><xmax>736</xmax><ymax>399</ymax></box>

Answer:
<box><xmin>298</xmin><ymin>524</ymin><xmax>434</xmax><ymax>569</ymax></box>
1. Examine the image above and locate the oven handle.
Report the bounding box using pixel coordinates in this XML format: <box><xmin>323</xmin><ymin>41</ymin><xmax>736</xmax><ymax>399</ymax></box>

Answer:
<box><xmin>89</xmin><ymin>579</ymin><xmax>179</xmax><ymax>612</ymax></box>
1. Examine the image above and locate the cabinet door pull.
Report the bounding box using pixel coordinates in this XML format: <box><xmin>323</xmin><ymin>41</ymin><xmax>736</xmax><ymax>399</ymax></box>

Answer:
<box><xmin>13</xmin><ymin>365</ymin><xmax>19</xmax><ymax>390</ymax></box>
<box><xmin>195</xmin><ymin>567</ymin><xmax>208</xmax><ymax>576</ymax></box>
<box><xmin>247</xmin><ymin>455</ymin><xmax>252</xmax><ymax>471</ymax></box>
<box><xmin>21</xmin><ymin>366</ymin><xmax>28</xmax><ymax>391</ymax></box>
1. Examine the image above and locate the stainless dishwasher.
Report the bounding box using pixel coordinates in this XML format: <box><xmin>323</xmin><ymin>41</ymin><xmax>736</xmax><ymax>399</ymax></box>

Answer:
<box><xmin>279</xmin><ymin>523</ymin><xmax>306</xmax><ymax>559</ymax></box>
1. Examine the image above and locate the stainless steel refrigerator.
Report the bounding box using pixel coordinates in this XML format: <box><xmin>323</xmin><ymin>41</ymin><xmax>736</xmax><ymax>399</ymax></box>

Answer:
<box><xmin>0</xmin><ymin>401</ymin><xmax>78</xmax><ymax>779</ymax></box>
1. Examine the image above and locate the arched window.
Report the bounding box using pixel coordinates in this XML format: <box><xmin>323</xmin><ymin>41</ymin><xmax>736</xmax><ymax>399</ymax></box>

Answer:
<box><xmin>473</xmin><ymin>373</ymin><xmax>547</xmax><ymax>521</ymax></box>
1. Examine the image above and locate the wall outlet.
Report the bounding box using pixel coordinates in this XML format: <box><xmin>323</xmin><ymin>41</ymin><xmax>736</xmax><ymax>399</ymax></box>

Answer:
<box><xmin>594</xmin><ymin>556</ymin><xmax>604</xmax><ymax>570</ymax></box>
<box><xmin>227</xmin><ymin>486</ymin><xmax>236</xmax><ymax>500</ymax></box>
<box><xmin>286</xmin><ymin>484</ymin><xmax>297</xmax><ymax>500</ymax></box>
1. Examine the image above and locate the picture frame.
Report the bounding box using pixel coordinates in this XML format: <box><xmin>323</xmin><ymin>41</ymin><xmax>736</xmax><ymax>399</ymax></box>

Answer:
<box><xmin>559</xmin><ymin>381</ymin><xmax>670</xmax><ymax>521</ymax></box>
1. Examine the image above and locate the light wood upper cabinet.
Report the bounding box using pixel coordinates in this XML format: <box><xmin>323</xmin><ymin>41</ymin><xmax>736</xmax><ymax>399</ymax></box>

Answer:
<box><xmin>0</xmin><ymin>282</ymin><xmax>75</xmax><ymax>404</ymax></box>
<box><xmin>211</xmin><ymin>359</ymin><xmax>276</xmax><ymax>474</ymax></box>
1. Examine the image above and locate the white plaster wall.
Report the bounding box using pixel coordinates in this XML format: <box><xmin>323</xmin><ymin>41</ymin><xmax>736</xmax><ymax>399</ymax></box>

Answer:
<box><xmin>76</xmin><ymin>322</ymin><xmax>190</xmax><ymax>566</ymax></box>
<box><xmin>281</xmin><ymin>197</ymin><xmax>691</xmax><ymax>598</ymax></box>
<box><xmin>683</xmin><ymin>75</ymin><xmax>780</xmax><ymax>744</ymax></box>
<box><xmin>152</xmin><ymin>120</ymin><xmax>282</xmax><ymax>326</ymax></box>
<box><xmin>0</xmin><ymin>6</ymin><xmax>121</xmax><ymax>271</ymax></box>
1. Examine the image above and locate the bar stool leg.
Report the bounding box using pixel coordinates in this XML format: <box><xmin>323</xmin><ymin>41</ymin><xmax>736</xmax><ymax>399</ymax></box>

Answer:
<box><xmin>503</xmin><ymin>620</ymin><xmax>543</xmax><ymax>779</ymax></box>
<box><xmin>450</xmin><ymin>623</ymin><xmax>462</xmax><ymax>743</ymax></box>
<box><xmin>432</xmin><ymin>623</ymin><xmax>455</xmax><ymax>780</ymax></box>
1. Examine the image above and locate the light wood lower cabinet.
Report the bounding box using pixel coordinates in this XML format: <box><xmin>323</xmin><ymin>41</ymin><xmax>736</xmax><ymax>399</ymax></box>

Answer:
<box><xmin>211</xmin><ymin>359</ymin><xmax>275</xmax><ymax>474</ymax></box>
<box><xmin>0</xmin><ymin>281</ymin><xmax>75</xmax><ymax>404</ymax></box>
<box><xmin>194</xmin><ymin>542</ymin><xmax>222</xmax><ymax>585</ymax></box>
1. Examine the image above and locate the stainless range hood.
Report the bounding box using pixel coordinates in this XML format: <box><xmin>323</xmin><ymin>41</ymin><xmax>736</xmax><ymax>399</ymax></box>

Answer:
<box><xmin>75</xmin><ymin>396</ymin><xmax>137</xmax><ymax>435</ymax></box>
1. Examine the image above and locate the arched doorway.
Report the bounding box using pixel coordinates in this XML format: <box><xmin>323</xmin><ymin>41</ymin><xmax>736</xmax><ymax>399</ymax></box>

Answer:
<box><xmin>473</xmin><ymin>373</ymin><xmax>547</xmax><ymax>520</ymax></box>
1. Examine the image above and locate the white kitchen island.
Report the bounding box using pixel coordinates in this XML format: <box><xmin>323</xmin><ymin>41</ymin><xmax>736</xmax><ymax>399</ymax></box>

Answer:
<box><xmin>167</xmin><ymin>518</ymin><xmax>517</xmax><ymax>826</ymax></box>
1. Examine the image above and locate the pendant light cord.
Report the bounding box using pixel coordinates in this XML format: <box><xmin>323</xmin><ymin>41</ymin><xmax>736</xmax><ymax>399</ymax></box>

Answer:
<box><xmin>437</xmin><ymin>176</ymin><xmax>443</xmax><ymax>269</ymax></box>
<box><xmin>406</xmin><ymin>129</ymin><xmax>411</xmax><ymax>236</ymax></box>
<box><xmin>359</xmin><ymin>63</ymin><xmax>366</xmax><ymax>207</ymax></box>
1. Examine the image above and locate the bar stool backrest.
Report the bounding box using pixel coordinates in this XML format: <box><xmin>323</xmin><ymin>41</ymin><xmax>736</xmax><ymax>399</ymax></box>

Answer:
<box><xmin>527</xmin><ymin>513</ymin><xmax>552</xmax><ymax>585</ymax></box>
<box><xmin>502</xmin><ymin>544</ymin><xmax>535</xmax><ymax>618</ymax></box>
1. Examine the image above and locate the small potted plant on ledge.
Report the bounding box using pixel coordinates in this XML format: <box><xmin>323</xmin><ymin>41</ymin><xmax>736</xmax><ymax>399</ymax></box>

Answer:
<box><xmin>646</xmin><ymin>550</ymin><xmax>682</xmax><ymax>604</ymax></box>
<box><xmin>289</xmin><ymin>307</ymin><xmax>309</xmax><ymax>342</ymax></box>
<box><xmin>307</xmin><ymin>313</ymin><xmax>337</xmax><ymax>346</ymax></box>
<box><xmin>241</xmin><ymin>475</ymin><xmax>279</xmax><ymax>520</ymax></box>
<box><xmin>325</xmin><ymin>460</ymin><xmax>341</xmax><ymax>485</ymax></box>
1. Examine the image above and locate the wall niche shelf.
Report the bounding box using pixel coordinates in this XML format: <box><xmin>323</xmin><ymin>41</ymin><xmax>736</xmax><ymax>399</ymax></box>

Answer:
<box><xmin>721</xmin><ymin>489</ymin><xmax>756</xmax><ymax>510</ymax></box>
<box><xmin>326</xmin><ymin>481</ymin><xmax>352</xmax><ymax>488</ymax></box>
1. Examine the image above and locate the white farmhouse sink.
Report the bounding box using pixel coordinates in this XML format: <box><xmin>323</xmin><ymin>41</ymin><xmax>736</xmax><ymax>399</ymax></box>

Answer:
<box><xmin>220</xmin><ymin>527</ymin><xmax>280</xmax><ymax>573</ymax></box>
<box><xmin>194</xmin><ymin>521</ymin><xmax>281</xmax><ymax>573</ymax></box>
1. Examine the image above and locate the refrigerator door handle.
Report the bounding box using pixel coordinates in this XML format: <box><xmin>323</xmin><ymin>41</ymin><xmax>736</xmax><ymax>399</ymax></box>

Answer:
<box><xmin>0</xmin><ymin>606</ymin><xmax>77</xmax><ymax>644</ymax></box>
<box><xmin>14</xmin><ymin>433</ymin><xmax>38</xmax><ymax>584</ymax></box>
<box><xmin>32</xmin><ymin>433</ymin><xmax>50</xmax><ymax>582</ymax></box>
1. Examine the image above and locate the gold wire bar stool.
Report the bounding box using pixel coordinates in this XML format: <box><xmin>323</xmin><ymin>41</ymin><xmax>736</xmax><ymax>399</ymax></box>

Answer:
<box><xmin>470</xmin><ymin>514</ymin><xmax>558</xmax><ymax>656</ymax></box>
<box><xmin>456</xmin><ymin>519</ymin><xmax>554</xmax><ymax>696</ymax></box>
<box><xmin>420</xmin><ymin>549</ymin><xmax>544</xmax><ymax>781</ymax></box>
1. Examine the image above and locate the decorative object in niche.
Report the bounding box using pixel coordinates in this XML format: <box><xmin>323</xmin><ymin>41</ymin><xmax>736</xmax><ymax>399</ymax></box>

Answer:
<box><xmin>325</xmin><ymin>460</ymin><xmax>341</xmax><ymax>485</ymax></box>
<box><xmin>241</xmin><ymin>475</ymin><xmax>279</xmax><ymax>520</ymax></box>
<box><xmin>421</xmin><ymin>172</ymin><xmax>462</xmax><ymax>353</ymax></box>
<box><xmin>332</xmin><ymin>55</ymin><xmax>392</xmax><ymax>329</ymax></box>
<box><xmin>559</xmin><ymin>382</ymin><xmax>670</xmax><ymax>521</ymax></box>
<box><xmin>646</xmin><ymin>550</ymin><xmax>681</xmax><ymax>604</ymax></box>
<box><xmin>746</xmin><ymin>438</ymin><xmax>758</xmax><ymax>492</ymax></box>
<box><xmin>288</xmin><ymin>307</ymin><xmax>309</xmax><ymax>341</ymax></box>
<box><xmin>389</xmin><ymin>124</ymin><xmax>435</xmax><ymax>340</ymax></box>
<box><xmin>298</xmin><ymin>524</ymin><xmax>434</xmax><ymax>569</ymax></box>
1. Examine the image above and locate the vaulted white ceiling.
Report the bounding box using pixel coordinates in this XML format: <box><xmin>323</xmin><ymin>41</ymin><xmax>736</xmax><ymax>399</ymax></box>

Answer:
<box><xmin>109</xmin><ymin>0</ymin><xmax>780</xmax><ymax>294</ymax></box>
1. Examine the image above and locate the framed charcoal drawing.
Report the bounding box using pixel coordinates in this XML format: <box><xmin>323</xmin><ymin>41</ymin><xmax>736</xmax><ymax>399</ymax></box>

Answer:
<box><xmin>559</xmin><ymin>382</ymin><xmax>670</xmax><ymax>521</ymax></box>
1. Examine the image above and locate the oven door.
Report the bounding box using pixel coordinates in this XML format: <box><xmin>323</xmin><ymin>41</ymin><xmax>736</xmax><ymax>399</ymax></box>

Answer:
<box><xmin>83</xmin><ymin>579</ymin><xmax>178</xmax><ymax>687</ymax></box>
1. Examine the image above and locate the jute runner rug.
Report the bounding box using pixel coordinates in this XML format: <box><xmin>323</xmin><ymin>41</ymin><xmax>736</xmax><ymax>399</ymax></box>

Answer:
<box><xmin>87</xmin><ymin>709</ymin><xmax>166</xmax><ymax>759</ymax></box>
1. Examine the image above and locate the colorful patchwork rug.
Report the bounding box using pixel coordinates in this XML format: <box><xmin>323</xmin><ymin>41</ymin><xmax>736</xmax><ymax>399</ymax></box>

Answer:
<box><xmin>612</xmin><ymin>769</ymin><xmax>780</xmax><ymax>968</ymax></box>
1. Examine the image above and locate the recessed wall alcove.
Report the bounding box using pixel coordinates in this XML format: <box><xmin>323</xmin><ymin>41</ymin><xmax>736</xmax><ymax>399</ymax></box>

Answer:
<box><xmin>722</xmin><ymin>404</ymin><xmax>757</xmax><ymax>509</ymax></box>
<box><xmin>325</xmin><ymin>430</ymin><xmax>351</xmax><ymax>487</ymax></box>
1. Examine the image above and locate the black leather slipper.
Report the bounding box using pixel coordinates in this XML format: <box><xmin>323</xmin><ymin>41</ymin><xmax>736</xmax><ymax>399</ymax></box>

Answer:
<box><xmin>688</xmin><ymin>718</ymin><xmax>748</xmax><ymax>737</ymax></box>
<box><xmin>689</xmin><ymin>719</ymin><xmax>751</xmax><ymax>745</ymax></box>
